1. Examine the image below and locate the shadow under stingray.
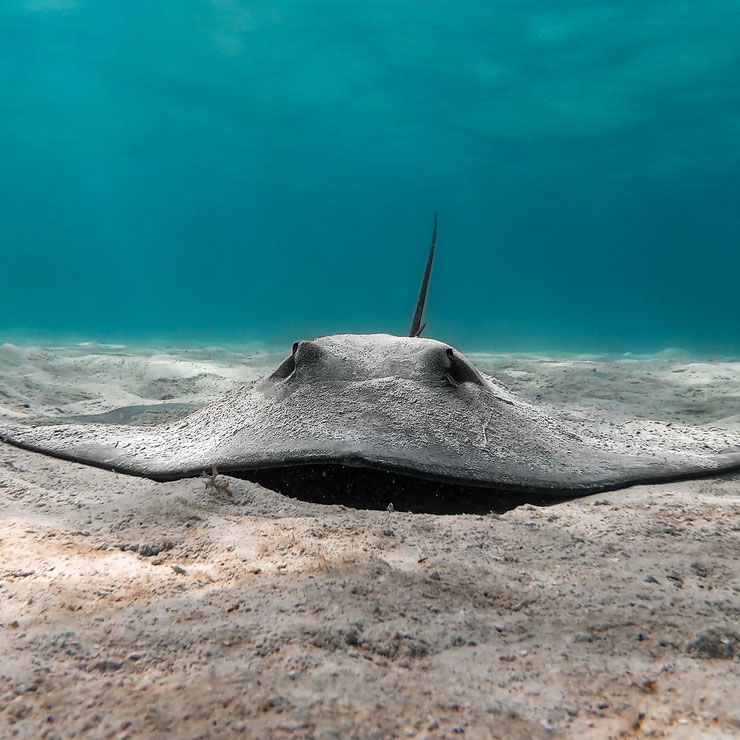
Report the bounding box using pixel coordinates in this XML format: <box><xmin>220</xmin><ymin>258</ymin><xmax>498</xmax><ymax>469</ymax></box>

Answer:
<box><xmin>230</xmin><ymin>464</ymin><xmax>577</xmax><ymax>515</ymax></box>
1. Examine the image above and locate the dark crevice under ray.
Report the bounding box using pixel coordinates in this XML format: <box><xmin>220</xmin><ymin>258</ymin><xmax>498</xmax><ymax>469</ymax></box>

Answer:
<box><xmin>229</xmin><ymin>463</ymin><xmax>577</xmax><ymax>515</ymax></box>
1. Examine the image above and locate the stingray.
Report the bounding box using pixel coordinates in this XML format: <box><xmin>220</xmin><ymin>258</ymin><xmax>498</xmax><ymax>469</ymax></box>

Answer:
<box><xmin>1</xmin><ymin>215</ymin><xmax>739</xmax><ymax>503</ymax></box>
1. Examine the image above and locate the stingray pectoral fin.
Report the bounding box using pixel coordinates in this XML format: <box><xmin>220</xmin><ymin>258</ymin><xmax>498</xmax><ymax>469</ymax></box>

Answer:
<box><xmin>0</xmin><ymin>422</ymin><xmax>184</xmax><ymax>477</ymax></box>
<box><xmin>566</xmin><ymin>446</ymin><xmax>740</xmax><ymax>494</ymax></box>
<box><xmin>698</xmin><ymin>447</ymin><xmax>740</xmax><ymax>476</ymax></box>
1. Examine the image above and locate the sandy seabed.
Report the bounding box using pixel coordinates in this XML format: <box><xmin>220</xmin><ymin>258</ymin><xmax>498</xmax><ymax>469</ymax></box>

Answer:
<box><xmin>0</xmin><ymin>341</ymin><xmax>738</xmax><ymax>739</ymax></box>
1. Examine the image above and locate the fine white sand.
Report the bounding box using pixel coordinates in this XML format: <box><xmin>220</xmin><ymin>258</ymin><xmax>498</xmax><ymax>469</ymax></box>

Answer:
<box><xmin>1</xmin><ymin>340</ymin><xmax>738</xmax><ymax>737</ymax></box>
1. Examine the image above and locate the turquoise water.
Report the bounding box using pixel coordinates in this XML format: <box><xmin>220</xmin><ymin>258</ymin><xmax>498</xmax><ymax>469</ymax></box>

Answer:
<box><xmin>1</xmin><ymin>1</ymin><xmax>738</xmax><ymax>354</ymax></box>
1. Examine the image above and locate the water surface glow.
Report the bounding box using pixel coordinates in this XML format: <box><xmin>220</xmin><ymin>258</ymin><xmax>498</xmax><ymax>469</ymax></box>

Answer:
<box><xmin>1</xmin><ymin>1</ymin><xmax>738</xmax><ymax>353</ymax></box>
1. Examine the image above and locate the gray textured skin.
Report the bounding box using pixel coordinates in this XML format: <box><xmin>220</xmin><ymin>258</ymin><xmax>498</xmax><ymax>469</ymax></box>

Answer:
<box><xmin>1</xmin><ymin>333</ymin><xmax>739</xmax><ymax>494</ymax></box>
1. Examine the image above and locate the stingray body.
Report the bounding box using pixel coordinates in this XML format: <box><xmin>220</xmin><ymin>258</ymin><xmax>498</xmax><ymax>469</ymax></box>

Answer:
<box><xmin>1</xmin><ymin>332</ymin><xmax>739</xmax><ymax>495</ymax></box>
<box><xmin>1</xmin><ymin>215</ymin><xmax>739</xmax><ymax>497</ymax></box>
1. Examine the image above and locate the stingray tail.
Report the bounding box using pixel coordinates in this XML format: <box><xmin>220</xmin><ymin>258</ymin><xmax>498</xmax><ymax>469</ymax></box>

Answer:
<box><xmin>409</xmin><ymin>213</ymin><xmax>437</xmax><ymax>337</ymax></box>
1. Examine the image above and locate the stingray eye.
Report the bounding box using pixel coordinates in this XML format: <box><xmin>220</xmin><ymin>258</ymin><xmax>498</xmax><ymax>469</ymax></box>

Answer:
<box><xmin>269</xmin><ymin>352</ymin><xmax>296</xmax><ymax>382</ymax></box>
<box><xmin>263</xmin><ymin>340</ymin><xmax>340</xmax><ymax>387</ymax></box>
<box><xmin>444</xmin><ymin>348</ymin><xmax>484</xmax><ymax>388</ymax></box>
<box><xmin>267</xmin><ymin>342</ymin><xmax>301</xmax><ymax>382</ymax></box>
<box><xmin>292</xmin><ymin>340</ymin><xmax>325</xmax><ymax>366</ymax></box>
<box><xmin>271</xmin><ymin>341</ymin><xmax>331</xmax><ymax>382</ymax></box>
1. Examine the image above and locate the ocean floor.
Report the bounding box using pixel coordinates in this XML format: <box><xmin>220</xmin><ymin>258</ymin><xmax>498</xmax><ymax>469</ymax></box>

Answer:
<box><xmin>0</xmin><ymin>341</ymin><xmax>739</xmax><ymax>738</ymax></box>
